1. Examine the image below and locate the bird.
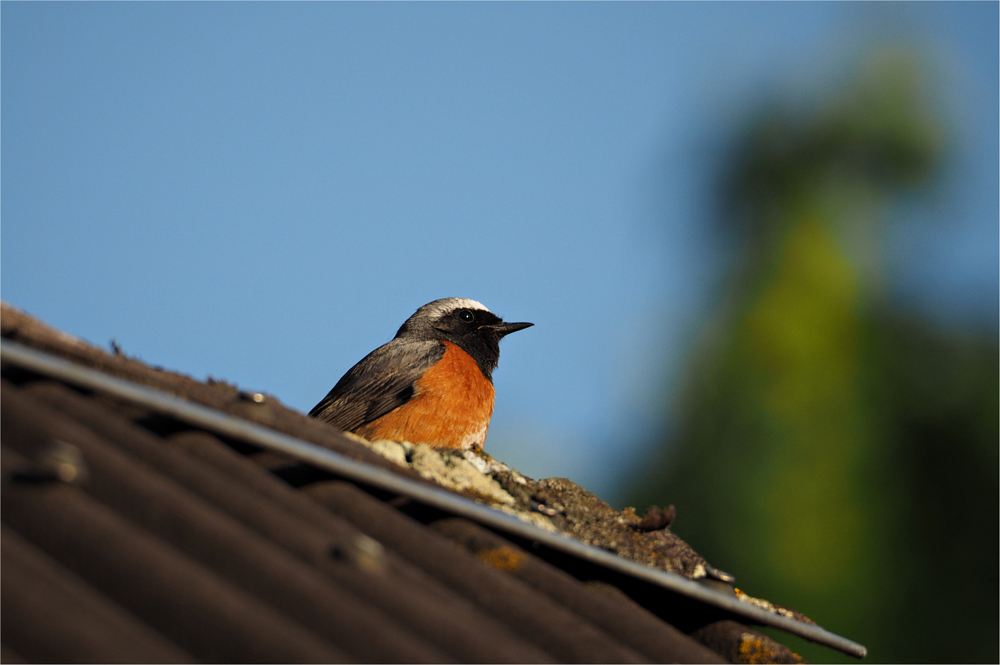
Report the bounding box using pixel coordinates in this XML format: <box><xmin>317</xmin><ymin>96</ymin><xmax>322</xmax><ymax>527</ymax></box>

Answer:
<box><xmin>309</xmin><ymin>298</ymin><xmax>532</xmax><ymax>450</ymax></box>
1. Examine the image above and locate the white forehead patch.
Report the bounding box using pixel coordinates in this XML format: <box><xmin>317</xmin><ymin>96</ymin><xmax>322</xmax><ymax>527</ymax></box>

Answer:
<box><xmin>421</xmin><ymin>297</ymin><xmax>491</xmax><ymax>318</ymax></box>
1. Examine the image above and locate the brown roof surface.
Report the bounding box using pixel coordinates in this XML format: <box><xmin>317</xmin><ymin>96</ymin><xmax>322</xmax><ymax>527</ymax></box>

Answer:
<box><xmin>0</xmin><ymin>302</ymin><xmax>862</xmax><ymax>663</ymax></box>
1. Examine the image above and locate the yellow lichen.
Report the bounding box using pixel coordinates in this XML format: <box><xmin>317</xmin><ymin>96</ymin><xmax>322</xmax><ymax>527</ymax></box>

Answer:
<box><xmin>476</xmin><ymin>546</ymin><xmax>525</xmax><ymax>573</ymax></box>
<box><xmin>738</xmin><ymin>632</ymin><xmax>782</xmax><ymax>664</ymax></box>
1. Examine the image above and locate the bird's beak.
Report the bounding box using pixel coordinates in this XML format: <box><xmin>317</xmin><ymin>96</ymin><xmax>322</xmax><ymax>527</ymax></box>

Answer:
<box><xmin>485</xmin><ymin>321</ymin><xmax>533</xmax><ymax>338</ymax></box>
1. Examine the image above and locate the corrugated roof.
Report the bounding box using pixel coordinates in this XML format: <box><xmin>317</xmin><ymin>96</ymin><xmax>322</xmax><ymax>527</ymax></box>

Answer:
<box><xmin>0</xmin><ymin>302</ymin><xmax>865</xmax><ymax>663</ymax></box>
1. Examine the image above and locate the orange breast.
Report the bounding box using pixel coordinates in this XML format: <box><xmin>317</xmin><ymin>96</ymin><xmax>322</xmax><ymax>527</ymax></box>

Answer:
<box><xmin>355</xmin><ymin>341</ymin><xmax>495</xmax><ymax>449</ymax></box>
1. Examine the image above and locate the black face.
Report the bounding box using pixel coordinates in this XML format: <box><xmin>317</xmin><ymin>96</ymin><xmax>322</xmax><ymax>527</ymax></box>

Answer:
<box><xmin>431</xmin><ymin>308</ymin><xmax>506</xmax><ymax>380</ymax></box>
<box><xmin>435</xmin><ymin>307</ymin><xmax>504</xmax><ymax>336</ymax></box>
<box><xmin>394</xmin><ymin>301</ymin><xmax>532</xmax><ymax>380</ymax></box>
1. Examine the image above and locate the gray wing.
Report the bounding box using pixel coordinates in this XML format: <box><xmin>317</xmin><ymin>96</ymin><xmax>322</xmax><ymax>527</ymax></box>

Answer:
<box><xmin>308</xmin><ymin>339</ymin><xmax>445</xmax><ymax>433</ymax></box>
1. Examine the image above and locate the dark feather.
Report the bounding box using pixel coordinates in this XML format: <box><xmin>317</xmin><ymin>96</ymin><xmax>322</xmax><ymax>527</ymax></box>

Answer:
<box><xmin>309</xmin><ymin>339</ymin><xmax>445</xmax><ymax>432</ymax></box>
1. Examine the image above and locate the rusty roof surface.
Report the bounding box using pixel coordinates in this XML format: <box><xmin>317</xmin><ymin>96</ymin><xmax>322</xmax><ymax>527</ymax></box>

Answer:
<box><xmin>0</xmin><ymin>302</ymin><xmax>863</xmax><ymax>663</ymax></box>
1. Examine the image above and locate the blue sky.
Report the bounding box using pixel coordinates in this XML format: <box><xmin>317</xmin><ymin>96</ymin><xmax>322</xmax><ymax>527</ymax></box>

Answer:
<box><xmin>3</xmin><ymin>2</ymin><xmax>996</xmax><ymax>499</ymax></box>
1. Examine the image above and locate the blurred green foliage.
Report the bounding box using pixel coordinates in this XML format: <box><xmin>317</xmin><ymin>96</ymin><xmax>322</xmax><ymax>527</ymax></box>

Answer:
<box><xmin>624</xmin><ymin>51</ymin><xmax>998</xmax><ymax>663</ymax></box>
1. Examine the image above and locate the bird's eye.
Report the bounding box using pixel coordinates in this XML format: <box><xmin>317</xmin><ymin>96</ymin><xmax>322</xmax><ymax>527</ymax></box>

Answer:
<box><xmin>457</xmin><ymin>309</ymin><xmax>474</xmax><ymax>323</ymax></box>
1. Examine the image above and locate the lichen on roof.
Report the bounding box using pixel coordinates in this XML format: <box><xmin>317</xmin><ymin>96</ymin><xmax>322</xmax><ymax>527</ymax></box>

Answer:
<box><xmin>352</xmin><ymin>435</ymin><xmax>793</xmax><ymax>605</ymax></box>
<box><xmin>353</xmin><ymin>434</ymin><xmax>719</xmax><ymax>577</ymax></box>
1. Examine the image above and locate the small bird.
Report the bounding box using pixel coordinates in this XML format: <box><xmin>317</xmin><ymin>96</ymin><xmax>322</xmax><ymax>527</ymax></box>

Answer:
<box><xmin>310</xmin><ymin>298</ymin><xmax>532</xmax><ymax>450</ymax></box>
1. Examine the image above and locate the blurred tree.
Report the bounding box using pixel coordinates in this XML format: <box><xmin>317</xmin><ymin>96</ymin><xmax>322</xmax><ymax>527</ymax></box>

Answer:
<box><xmin>624</xmin><ymin>51</ymin><xmax>998</xmax><ymax>663</ymax></box>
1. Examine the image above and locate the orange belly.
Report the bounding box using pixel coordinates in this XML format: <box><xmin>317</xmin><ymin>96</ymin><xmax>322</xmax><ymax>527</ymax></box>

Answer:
<box><xmin>355</xmin><ymin>341</ymin><xmax>495</xmax><ymax>449</ymax></box>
